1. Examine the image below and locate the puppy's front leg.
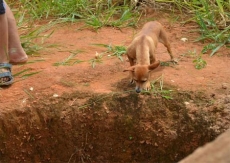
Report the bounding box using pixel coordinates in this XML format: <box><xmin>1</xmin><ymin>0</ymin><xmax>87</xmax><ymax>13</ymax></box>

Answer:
<box><xmin>126</xmin><ymin>56</ymin><xmax>135</xmax><ymax>84</ymax></box>
<box><xmin>145</xmin><ymin>81</ymin><xmax>151</xmax><ymax>91</ymax></box>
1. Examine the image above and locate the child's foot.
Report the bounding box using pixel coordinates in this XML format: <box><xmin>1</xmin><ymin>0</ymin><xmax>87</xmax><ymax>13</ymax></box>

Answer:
<box><xmin>9</xmin><ymin>48</ymin><xmax>28</xmax><ymax>64</ymax></box>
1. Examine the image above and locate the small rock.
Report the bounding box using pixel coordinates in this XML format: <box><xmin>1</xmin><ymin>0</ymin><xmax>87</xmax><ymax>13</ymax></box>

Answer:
<box><xmin>210</xmin><ymin>93</ymin><xmax>215</xmax><ymax>98</ymax></box>
<box><xmin>222</xmin><ymin>83</ymin><xmax>228</xmax><ymax>89</ymax></box>
<box><xmin>181</xmin><ymin>38</ymin><xmax>188</xmax><ymax>42</ymax></box>
<box><xmin>53</xmin><ymin>94</ymin><xmax>59</xmax><ymax>97</ymax></box>
<box><xmin>224</xmin><ymin>95</ymin><xmax>230</xmax><ymax>104</ymax></box>
<box><xmin>184</xmin><ymin>102</ymin><xmax>190</xmax><ymax>105</ymax></box>
<box><xmin>95</xmin><ymin>51</ymin><xmax>99</xmax><ymax>59</ymax></box>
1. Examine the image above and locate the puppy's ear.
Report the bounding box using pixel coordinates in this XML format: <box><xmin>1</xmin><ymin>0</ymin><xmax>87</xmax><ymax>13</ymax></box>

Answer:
<box><xmin>148</xmin><ymin>60</ymin><xmax>160</xmax><ymax>70</ymax></box>
<box><xmin>123</xmin><ymin>66</ymin><xmax>135</xmax><ymax>72</ymax></box>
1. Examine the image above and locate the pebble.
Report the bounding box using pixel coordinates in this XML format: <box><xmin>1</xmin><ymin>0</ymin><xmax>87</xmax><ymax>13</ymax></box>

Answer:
<box><xmin>184</xmin><ymin>102</ymin><xmax>190</xmax><ymax>105</ymax></box>
<box><xmin>222</xmin><ymin>83</ymin><xmax>228</xmax><ymax>89</ymax></box>
<box><xmin>224</xmin><ymin>95</ymin><xmax>230</xmax><ymax>104</ymax></box>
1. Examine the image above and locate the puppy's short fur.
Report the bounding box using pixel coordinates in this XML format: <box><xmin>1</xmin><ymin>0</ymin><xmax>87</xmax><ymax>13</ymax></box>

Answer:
<box><xmin>124</xmin><ymin>21</ymin><xmax>175</xmax><ymax>93</ymax></box>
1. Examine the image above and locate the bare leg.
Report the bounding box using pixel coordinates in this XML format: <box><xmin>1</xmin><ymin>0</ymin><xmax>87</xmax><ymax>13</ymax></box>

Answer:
<box><xmin>4</xmin><ymin>2</ymin><xmax>28</xmax><ymax>64</ymax></box>
<box><xmin>0</xmin><ymin>2</ymin><xmax>12</xmax><ymax>85</ymax></box>
<box><xmin>0</xmin><ymin>12</ymin><xmax>8</xmax><ymax>63</ymax></box>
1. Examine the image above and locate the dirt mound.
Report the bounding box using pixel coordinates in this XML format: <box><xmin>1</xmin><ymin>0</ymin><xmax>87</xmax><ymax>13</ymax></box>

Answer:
<box><xmin>0</xmin><ymin>89</ymin><xmax>229</xmax><ymax>162</ymax></box>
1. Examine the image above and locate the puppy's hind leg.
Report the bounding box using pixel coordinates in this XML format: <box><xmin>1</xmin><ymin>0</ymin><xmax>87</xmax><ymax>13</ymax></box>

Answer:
<box><xmin>159</xmin><ymin>29</ymin><xmax>177</xmax><ymax>63</ymax></box>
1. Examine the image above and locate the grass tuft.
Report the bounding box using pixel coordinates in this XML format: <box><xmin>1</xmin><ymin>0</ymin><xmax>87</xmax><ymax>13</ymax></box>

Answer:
<box><xmin>143</xmin><ymin>75</ymin><xmax>173</xmax><ymax>99</ymax></box>
<box><xmin>92</xmin><ymin>43</ymin><xmax>127</xmax><ymax>61</ymax></box>
<box><xmin>53</xmin><ymin>50</ymin><xmax>83</xmax><ymax>66</ymax></box>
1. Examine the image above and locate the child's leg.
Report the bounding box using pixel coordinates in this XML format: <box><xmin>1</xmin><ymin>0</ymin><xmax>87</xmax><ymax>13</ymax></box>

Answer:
<box><xmin>4</xmin><ymin>1</ymin><xmax>28</xmax><ymax>64</ymax></box>
<box><xmin>0</xmin><ymin>0</ymin><xmax>13</xmax><ymax>85</ymax></box>
<box><xmin>0</xmin><ymin>0</ymin><xmax>8</xmax><ymax>63</ymax></box>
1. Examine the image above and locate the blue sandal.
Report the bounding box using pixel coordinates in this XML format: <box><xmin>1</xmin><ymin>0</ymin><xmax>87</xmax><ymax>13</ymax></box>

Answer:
<box><xmin>0</xmin><ymin>63</ymin><xmax>14</xmax><ymax>86</ymax></box>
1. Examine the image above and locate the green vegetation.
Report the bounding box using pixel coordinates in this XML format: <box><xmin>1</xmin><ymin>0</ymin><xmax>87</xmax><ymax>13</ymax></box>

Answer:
<box><xmin>53</xmin><ymin>50</ymin><xmax>83</xmax><ymax>66</ymax></box>
<box><xmin>144</xmin><ymin>75</ymin><xmax>173</xmax><ymax>99</ymax></box>
<box><xmin>155</xmin><ymin>0</ymin><xmax>230</xmax><ymax>56</ymax></box>
<box><xmin>89</xmin><ymin>52</ymin><xmax>103</xmax><ymax>68</ymax></box>
<box><xmin>92</xmin><ymin>44</ymin><xmax>127</xmax><ymax>61</ymax></box>
<box><xmin>8</xmin><ymin>0</ymin><xmax>230</xmax><ymax>59</ymax></box>
<box><xmin>11</xmin><ymin>0</ymin><xmax>139</xmax><ymax>28</ymax></box>
<box><xmin>181</xmin><ymin>49</ymin><xmax>207</xmax><ymax>70</ymax></box>
<box><xmin>52</xmin><ymin>44</ymin><xmax>126</xmax><ymax>68</ymax></box>
<box><xmin>8</xmin><ymin>0</ymin><xmax>139</xmax><ymax>57</ymax></box>
<box><xmin>193</xmin><ymin>55</ymin><xmax>207</xmax><ymax>70</ymax></box>
<box><xmin>194</xmin><ymin>0</ymin><xmax>230</xmax><ymax>56</ymax></box>
<box><xmin>13</xmin><ymin>68</ymin><xmax>42</xmax><ymax>82</ymax></box>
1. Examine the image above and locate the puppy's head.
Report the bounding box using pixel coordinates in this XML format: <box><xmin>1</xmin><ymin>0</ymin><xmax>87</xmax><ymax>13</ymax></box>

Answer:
<box><xmin>124</xmin><ymin>60</ymin><xmax>160</xmax><ymax>93</ymax></box>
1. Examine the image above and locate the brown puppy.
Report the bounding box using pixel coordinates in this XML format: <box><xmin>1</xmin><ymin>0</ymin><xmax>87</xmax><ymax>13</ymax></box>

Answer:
<box><xmin>124</xmin><ymin>21</ymin><xmax>175</xmax><ymax>93</ymax></box>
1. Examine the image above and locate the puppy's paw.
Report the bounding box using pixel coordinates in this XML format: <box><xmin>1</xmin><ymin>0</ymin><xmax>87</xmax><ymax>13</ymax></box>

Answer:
<box><xmin>145</xmin><ymin>82</ymin><xmax>151</xmax><ymax>91</ymax></box>
<box><xmin>171</xmin><ymin>58</ymin><xmax>178</xmax><ymax>64</ymax></box>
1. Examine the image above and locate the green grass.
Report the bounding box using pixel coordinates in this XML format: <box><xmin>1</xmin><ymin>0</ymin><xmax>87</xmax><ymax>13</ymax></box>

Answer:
<box><xmin>151</xmin><ymin>76</ymin><xmax>173</xmax><ymax>100</ymax></box>
<box><xmin>154</xmin><ymin>0</ymin><xmax>230</xmax><ymax>56</ymax></box>
<box><xmin>92</xmin><ymin>43</ymin><xmax>127</xmax><ymax>61</ymax></box>
<box><xmin>8</xmin><ymin>0</ymin><xmax>230</xmax><ymax>58</ymax></box>
<box><xmin>52</xmin><ymin>43</ymin><xmax>126</xmax><ymax>68</ymax></box>
<box><xmin>143</xmin><ymin>75</ymin><xmax>173</xmax><ymax>99</ymax></box>
<box><xmin>9</xmin><ymin>3</ymin><xmax>57</xmax><ymax>56</ymax></box>
<box><xmin>180</xmin><ymin>49</ymin><xmax>207</xmax><ymax>70</ymax></box>
<box><xmin>89</xmin><ymin>52</ymin><xmax>103</xmax><ymax>68</ymax></box>
<box><xmin>193</xmin><ymin>55</ymin><xmax>207</xmax><ymax>70</ymax></box>
<box><xmin>193</xmin><ymin>0</ymin><xmax>230</xmax><ymax>56</ymax></box>
<box><xmin>11</xmin><ymin>0</ymin><xmax>140</xmax><ymax>29</ymax></box>
<box><xmin>13</xmin><ymin>68</ymin><xmax>42</xmax><ymax>83</ymax></box>
<box><xmin>53</xmin><ymin>50</ymin><xmax>104</xmax><ymax>68</ymax></box>
<box><xmin>53</xmin><ymin>50</ymin><xmax>83</xmax><ymax>66</ymax></box>
<box><xmin>7</xmin><ymin>0</ymin><xmax>139</xmax><ymax>58</ymax></box>
<box><xmin>20</xmin><ymin>27</ymin><xmax>55</xmax><ymax>56</ymax></box>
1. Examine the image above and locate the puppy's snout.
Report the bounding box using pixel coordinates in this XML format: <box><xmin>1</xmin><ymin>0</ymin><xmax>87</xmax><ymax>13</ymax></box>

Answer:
<box><xmin>135</xmin><ymin>87</ymin><xmax>141</xmax><ymax>93</ymax></box>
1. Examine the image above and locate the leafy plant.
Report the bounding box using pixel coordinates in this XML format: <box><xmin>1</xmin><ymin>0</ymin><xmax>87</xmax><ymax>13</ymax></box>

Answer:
<box><xmin>89</xmin><ymin>52</ymin><xmax>103</xmax><ymax>68</ymax></box>
<box><xmin>145</xmin><ymin>75</ymin><xmax>173</xmax><ymax>99</ymax></box>
<box><xmin>193</xmin><ymin>55</ymin><xmax>207</xmax><ymax>70</ymax></box>
<box><xmin>181</xmin><ymin>49</ymin><xmax>207</xmax><ymax>70</ymax></box>
<box><xmin>193</xmin><ymin>0</ymin><xmax>230</xmax><ymax>56</ymax></box>
<box><xmin>153</xmin><ymin>0</ymin><xmax>230</xmax><ymax>56</ymax></box>
<box><xmin>195</xmin><ymin>9</ymin><xmax>230</xmax><ymax>56</ymax></box>
<box><xmin>92</xmin><ymin>43</ymin><xmax>127</xmax><ymax>61</ymax></box>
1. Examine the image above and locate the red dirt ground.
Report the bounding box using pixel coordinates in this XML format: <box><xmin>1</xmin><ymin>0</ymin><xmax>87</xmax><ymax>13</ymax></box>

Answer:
<box><xmin>1</xmin><ymin>12</ymin><xmax>229</xmax><ymax>108</ymax></box>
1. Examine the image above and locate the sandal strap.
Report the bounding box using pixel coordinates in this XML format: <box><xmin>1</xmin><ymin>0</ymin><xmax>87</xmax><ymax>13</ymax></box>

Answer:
<box><xmin>0</xmin><ymin>71</ymin><xmax>13</xmax><ymax>78</ymax></box>
<box><xmin>0</xmin><ymin>70</ymin><xmax>14</xmax><ymax>86</ymax></box>
<box><xmin>0</xmin><ymin>63</ymin><xmax>12</xmax><ymax>70</ymax></box>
